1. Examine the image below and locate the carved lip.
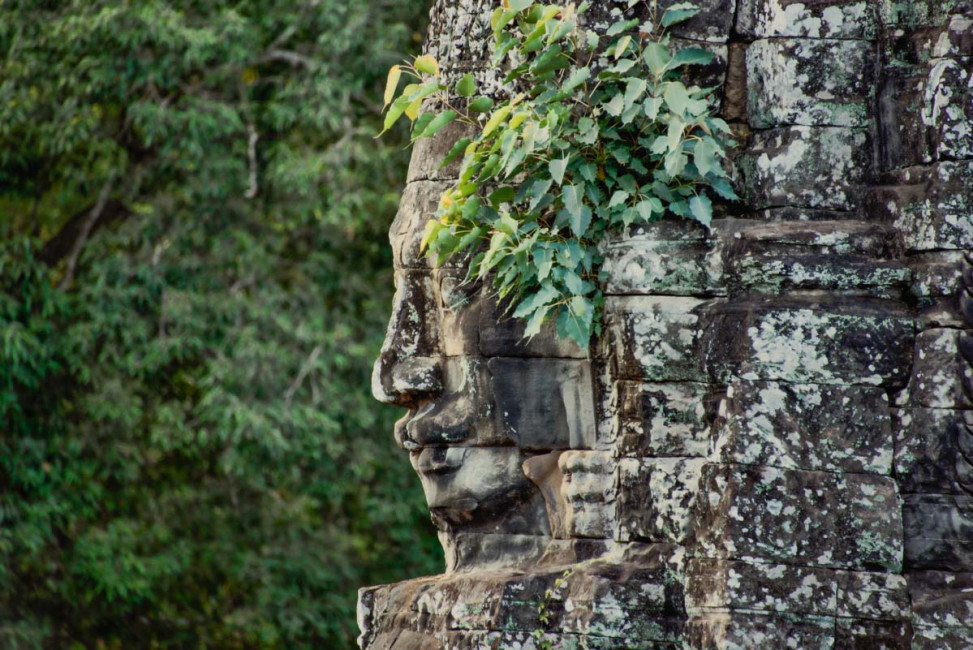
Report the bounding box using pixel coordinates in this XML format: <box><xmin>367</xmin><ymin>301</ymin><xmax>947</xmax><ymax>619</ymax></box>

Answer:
<box><xmin>414</xmin><ymin>447</ymin><xmax>462</xmax><ymax>475</ymax></box>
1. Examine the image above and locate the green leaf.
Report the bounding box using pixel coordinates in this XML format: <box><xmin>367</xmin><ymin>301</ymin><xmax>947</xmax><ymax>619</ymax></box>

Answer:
<box><xmin>534</xmin><ymin>247</ymin><xmax>555</xmax><ymax>281</ymax></box>
<box><xmin>529</xmin><ymin>178</ymin><xmax>553</xmax><ymax>211</ymax></box>
<box><xmin>667</xmin><ymin>47</ymin><xmax>715</xmax><ymax>70</ymax></box>
<box><xmin>643</xmin><ymin>42</ymin><xmax>671</xmax><ymax>76</ymax></box>
<box><xmin>562</xmin><ymin>183</ymin><xmax>582</xmax><ymax>216</ymax></box>
<box><xmin>411</xmin><ymin>113</ymin><xmax>435</xmax><ymax>139</ymax></box>
<box><xmin>562</xmin><ymin>66</ymin><xmax>591</xmax><ymax>92</ymax></box>
<box><xmin>603</xmin><ymin>92</ymin><xmax>625</xmax><ymax>116</ymax></box>
<box><xmin>556</xmin><ymin>297</ymin><xmax>593</xmax><ymax>348</ymax></box>
<box><xmin>382</xmin><ymin>95</ymin><xmax>411</xmax><ymax>132</ymax></box>
<box><xmin>523</xmin><ymin>303</ymin><xmax>553</xmax><ymax>339</ymax></box>
<box><xmin>383</xmin><ymin>66</ymin><xmax>402</xmax><ymax>107</ymax></box>
<box><xmin>608</xmin><ymin>191</ymin><xmax>629</xmax><ymax>208</ymax></box>
<box><xmin>513</xmin><ymin>284</ymin><xmax>559</xmax><ymax>319</ymax></box>
<box><xmin>663</xmin><ymin>82</ymin><xmax>690</xmax><ymax>116</ymax></box>
<box><xmin>499</xmin><ymin>211</ymin><xmax>520</xmax><ymax>236</ymax></box>
<box><xmin>455</xmin><ymin>73</ymin><xmax>476</xmax><ymax>97</ymax></box>
<box><xmin>439</xmin><ymin>137</ymin><xmax>473</xmax><ymax>169</ymax></box>
<box><xmin>482</xmin><ymin>105</ymin><xmax>513</xmax><ymax>138</ymax></box>
<box><xmin>561</xmin><ymin>268</ymin><xmax>586</xmax><ymax>294</ymax></box>
<box><xmin>508</xmin><ymin>0</ymin><xmax>534</xmax><ymax>11</ymax></box>
<box><xmin>635</xmin><ymin>198</ymin><xmax>662</xmax><ymax>221</ymax></box>
<box><xmin>492</xmin><ymin>8</ymin><xmax>519</xmax><ymax>34</ymax></box>
<box><xmin>571</xmin><ymin>205</ymin><xmax>592</xmax><ymax>238</ymax></box>
<box><xmin>416</xmin><ymin>110</ymin><xmax>457</xmax><ymax>138</ymax></box>
<box><xmin>490</xmin><ymin>186</ymin><xmax>516</xmax><ymax>207</ymax></box>
<box><xmin>661</xmin><ymin>3</ymin><xmax>701</xmax><ymax>27</ymax></box>
<box><xmin>468</xmin><ymin>96</ymin><xmax>494</xmax><ymax>113</ymax></box>
<box><xmin>643</xmin><ymin>95</ymin><xmax>663</xmax><ymax>120</ymax></box>
<box><xmin>414</xmin><ymin>54</ymin><xmax>440</xmax><ymax>76</ymax></box>
<box><xmin>664</xmin><ymin>150</ymin><xmax>687</xmax><ymax>177</ymax></box>
<box><xmin>547</xmin><ymin>18</ymin><xmax>576</xmax><ymax>44</ymax></box>
<box><xmin>606</xmin><ymin>18</ymin><xmax>639</xmax><ymax>36</ymax></box>
<box><xmin>549</xmin><ymin>157</ymin><xmax>569</xmax><ymax>185</ymax></box>
<box><xmin>693</xmin><ymin>137</ymin><xmax>716</xmax><ymax>176</ymax></box>
<box><xmin>710</xmin><ymin>176</ymin><xmax>740</xmax><ymax>200</ymax></box>
<box><xmin>623</xmin><ymin>78</ymin><xmax>647</xmax><ymax>112</ymax></box>
<box><xmin>614</xmin><ymin>35</ymin><xmax>632</xmax><ymax>59</ymax></box>
<box><xmin>689</xmin><ymin>194</ymin><xmax>713</xmax><ymax>227</ymax></box>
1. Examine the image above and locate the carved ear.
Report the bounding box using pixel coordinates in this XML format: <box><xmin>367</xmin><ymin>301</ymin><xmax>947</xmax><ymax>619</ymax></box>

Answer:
<box><xmin>523</xmin><ymin>451</ymin><xmax>567</xmax><ymax>538</ymax></box>
<box><xmin>956</xmin><ymin>412</ymin><xmax>973</xmax><ymax>495</ymax></box>
<box><xmin>959</xmin><ymin>254</ymin><xmax>973</xmax><ymax>495</ymax></box>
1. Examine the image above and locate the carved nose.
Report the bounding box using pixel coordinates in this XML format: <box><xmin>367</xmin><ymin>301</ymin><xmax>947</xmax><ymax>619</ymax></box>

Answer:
<box><xmin>371</xmin><ymin>351</ymin><xmax>443</xmax><ymax>407</ymax></box>
<box><xmin>371</xmin><ymin>270</ymin><xmax>443</xmax><ymax>407</ymax></box>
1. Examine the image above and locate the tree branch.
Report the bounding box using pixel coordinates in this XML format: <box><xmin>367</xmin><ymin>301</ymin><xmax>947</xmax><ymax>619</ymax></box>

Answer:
<box><xmin>58</xmin><ymin>177</ymin><xmax>114</xmax><ymax>291</ymax></box>
<box><xmin>244</xmin><ymin>122</ymin><xmax>259</xmax><ymax>200</ymax></box>
<box><xmin>284</xmin><ymin>345</ymin><xmax>323</xmax><ymax>408</ymax></box>
<box><xmin>260</xmin><ymin>49</ymin><xmax>315</xmax><ymax>69</ymax></box>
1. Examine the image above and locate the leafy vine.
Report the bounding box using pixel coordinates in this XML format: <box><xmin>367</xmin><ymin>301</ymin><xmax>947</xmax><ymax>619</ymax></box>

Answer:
<box><xmin>382</xmin><ymin>0</ymin><xmax>737</xmax><ymax>348</ymax></box>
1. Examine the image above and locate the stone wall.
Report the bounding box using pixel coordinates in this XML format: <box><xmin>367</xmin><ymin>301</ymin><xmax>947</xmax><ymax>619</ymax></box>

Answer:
<box><xmin>361</xmin><ymin>1</ymin><xmax>973</xmax><ymax>648</ymax></box>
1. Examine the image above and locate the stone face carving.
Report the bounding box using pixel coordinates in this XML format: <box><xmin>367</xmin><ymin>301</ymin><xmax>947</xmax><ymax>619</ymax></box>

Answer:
<box><xmin>360</xmin><ymin>1</ymin><xmax>973</xmax><ymax>648</ymax></box>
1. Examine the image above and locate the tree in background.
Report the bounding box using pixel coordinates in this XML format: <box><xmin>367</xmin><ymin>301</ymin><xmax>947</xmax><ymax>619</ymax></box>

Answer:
<box><xmin>0</xmin><ymin>1</ymin><xmax>440</xmax><ymax>648</ymax></box>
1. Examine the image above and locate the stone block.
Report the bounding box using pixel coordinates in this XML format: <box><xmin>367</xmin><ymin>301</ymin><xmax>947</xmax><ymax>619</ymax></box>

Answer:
<box><xmin>917</xmin><ymin>297</ymin><xmax>966</xmax><ymax>331</ymax></box>
<box><xmin>736</xmin><ymin>0</ymin><xmax>877</xmax><ymax>38</ymax></box>
<box><xmin>602</xmin><ymin>223</ymin><xmax>716</xmax><ymax>297</ymax></box>
<box><xmin>489</xmin><ymin>358</ymin><xmax>596</xmax><ymax>450</ymax></box>
<box><xmin>617</xmin><ymin>457</ymin><xmax>706</xmax><ymax>544</ymax></box>
<box><xmin>603</xmin><ymin>296</ymin><xmax>708</xmax><ymax>382</ymax></box>
<box><xmin>867</xmin><ymin>161</ymin><xmax>973</xmax><ymax>251</ymax></box>
<box><xmin>877</xmin><ymin>66</ymin><xmax>931</xmax><ymax>169</ymax></box>
<box><xmin>695</xmin><ymin>463</ymin><xmax>904</xmax><ymax>570</ymax></box>
<box><xmin>700</xmin><ymin>295</ymin><xmax>915</xmax><ymax>387</ymax></box>
<box><xmin>722</xmin><ymin>220</ymin><xmax>910</xmax><ymax>297</ymax></box>
<box><xmin>714</xmin><ymin>380</ymin><xmax>894</xmax><ymax>474</ymax></box>
<box><xmin>893</xmin><ymin>407</ymin><xmax>971</xmax><ymax>494</ymax></box>
<box><xmin>834</xmin><ymin>619</ymin><xmax>913</xmax><ymax>649</ymax></box>
<box><xmin>611</xmin><ymin>381</ymin><xmax>715</xmax><ymax>458</ymax></box>
<box><xmin>686</xmin><ymin>559</ymin><xmax>838</xmax><ymax>616</ymax></box>
<box><xmin>909</xmin><ymin>570</ymin><xmax>973</xmax><ymax>649</ymax></box>
<box><xmin>478</xmin><ymin>293</ymin><xmax>587</xmax><ymax>358</ymax></box>
<box><xmin>900</xmin><ymin>328</ymin><xmax>970</xmax><ymax>409</ymax></box>
<box><xmin>747</xmin><ymin>206</ymin><xmax>853</xmax><ymax>222</ymax></box>
<box><xmin>907</xmin><ymin>14</ymin><xmax>973</xmax><ymax>59</ymax></box>
<box><xmin>407</xmin><ymin>121</ymin><xmax>478</xmax><ymax>183</ymax></box>
<box><xmin>436</xmin><ymin>272</ymin><xmax>480</xmax><ymax>357</ymax></box>
<box><xmin>836</xmin><ymin>571</ymin><xmax>910</xmax><ymax>620</ymax></box>
<box><xmin>741</xmin><ymin>126</ymin><xmax>870</xmax><ymax>210</ymax></box>
<box><xmin>903</xmin><ymin>493</ymin><xmax>973</xmax><ymax>571</ymax></box>
<box><xmin>924</xmin><ymin>57</ymin><xmax>973</xmax><ymax>161</ymax></box>
<box><xmin>909</xmin><ymin>251</ymin><xmax>964</xmax><ymax>298</ymax></box>
<box><xmin>686</xmin><ymin>611</ymin><xmax>835</xmax><ymax>649</ymax></box>
<box><xmin>747</xmin><ymin>38</ymin><xmax>873</xmax><ymax>128</ymax></box>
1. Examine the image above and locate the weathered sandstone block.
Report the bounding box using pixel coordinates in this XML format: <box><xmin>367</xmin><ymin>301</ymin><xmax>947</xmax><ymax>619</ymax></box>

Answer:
<box><xmin>903</xmin><ymin>494</ymin><xmax>973</xmax><ymax>571</ymax></box>
<box><xmin>736</xmin><ymin>0</ymin><xmax>876</xmax><ymax>38</ymax></box>
<box><xmin>611</xmin><ymin>381</ymin><xmax>715</xmax><ymax>458</ymax></box>
<box><xmin>714</xmin><ymin>380</ymin><xmax>894</xmax><ymax>474</ymax></box>
<box><xmin>700</xmin><ymin>295</ymin><xmax>915</xmax><ymax>386</ymax></box>
<box><xmin>695</xmin><ymin>463</ymin><xmax>904</xmax><ymax>570</ymax></box>
<box><xmin>740</xmin><ymin>126</ymin><xmax>870</xmax><ymax>209</ymax></box>
<box><xmin>747</xmin><ymin>38</ymin><xmax>874</xmax><ymax>128</ymax></box>
<box><xmin>604</xmin><ymin>296</ymin><xmax>708</xmax><ymax>382</ymax></box>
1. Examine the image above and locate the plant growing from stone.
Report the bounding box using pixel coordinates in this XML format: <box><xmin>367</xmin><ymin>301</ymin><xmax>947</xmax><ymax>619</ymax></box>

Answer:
<box><xmin>382</xmin><ymin>0</ymin><xmax>737</xmax><ymax>348</ymax></box>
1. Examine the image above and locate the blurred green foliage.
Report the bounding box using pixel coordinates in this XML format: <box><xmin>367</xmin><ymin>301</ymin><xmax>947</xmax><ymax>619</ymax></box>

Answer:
<box><xmin>0</xmin><ymin>1</ymin><xmax>441</xmax><ymax>648</ymax></box>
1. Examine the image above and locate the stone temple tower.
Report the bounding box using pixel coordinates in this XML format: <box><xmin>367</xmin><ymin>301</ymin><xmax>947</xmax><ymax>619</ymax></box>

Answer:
<box><xmin>361</xmin><ymin>0</ymin><xmax>973</xmax><ymax>647</ymax></box>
